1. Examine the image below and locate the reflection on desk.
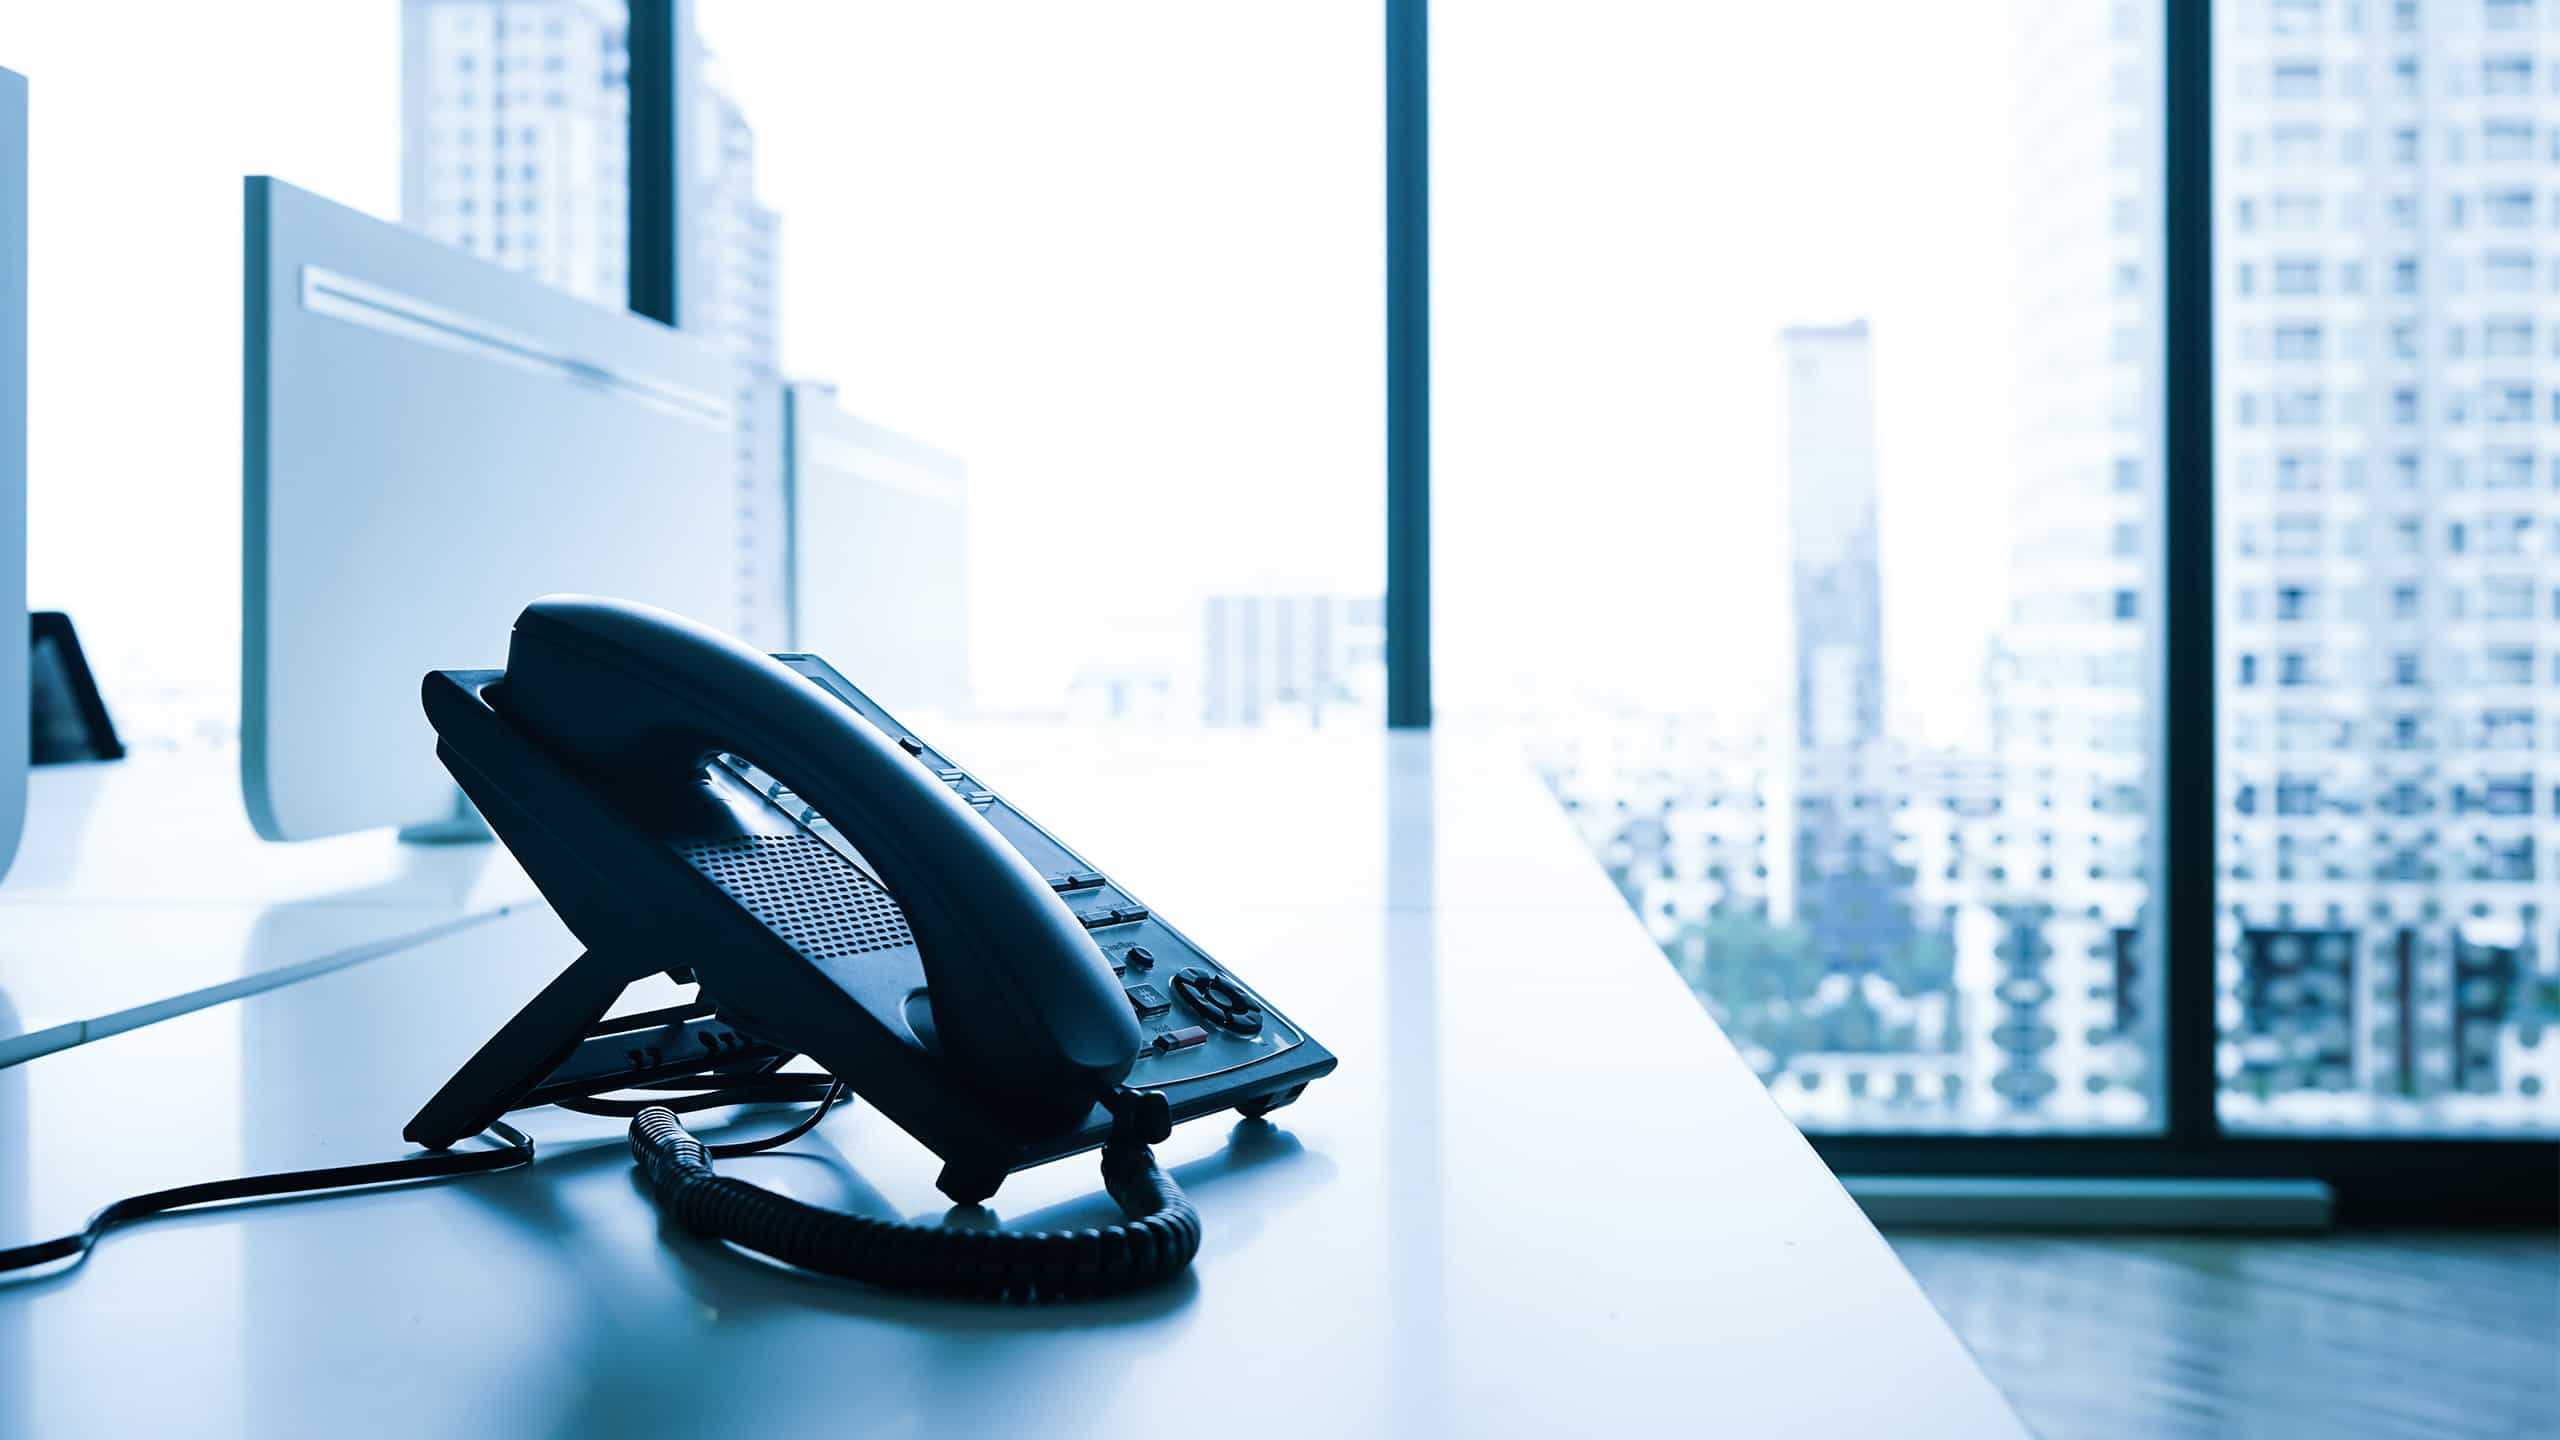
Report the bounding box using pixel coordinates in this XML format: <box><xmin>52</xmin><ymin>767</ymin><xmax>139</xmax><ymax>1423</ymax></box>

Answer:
<box><xmin>0</xmin><ymin>731</ymin><xmax>2027</xmax><ymax>1438</ymax></box>
<box><xmin>0</xmin><ymin>750</ymin><xmax>536</xmax><ymax>1066</ymax></box>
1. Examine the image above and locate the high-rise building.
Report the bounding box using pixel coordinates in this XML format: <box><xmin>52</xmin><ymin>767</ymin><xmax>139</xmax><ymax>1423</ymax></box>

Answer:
<box><xmin>2214</xmin><ymin>0</ymin><xmax>2558</xmax><ymax>1128</ymax></box>
<box><xmin>1783</xmin><ymin>322</ymin><xmax>1924</xmax><ymax>992</ymax></box>
<box><xmin>1783</xmin><ymin>321</ymin><xmax>1886</xmax><ymax>753</ymax></box>
<box><xmin>1201</xmin><ymin>594</ymin><xmax>1384</xmax><ymax>730</ymax></box>
<box><xmin>690</xmin><ymin>83</ymin><xmax>786</xmax><ymax>645</ymax></box>
<box><xmin>1991</xmin><ymin>0</ymin><xmax>2162</xmax><ymax>1126</ymax></box>
<box><xmin>401</xmin><ymin>0</ymin><xmax>787</xmax><ymax>644</ymax></box>
<box><xmin>401</xmin><ymin>0</ymin><xmax>628</xmax><ymax>307</ymax></box>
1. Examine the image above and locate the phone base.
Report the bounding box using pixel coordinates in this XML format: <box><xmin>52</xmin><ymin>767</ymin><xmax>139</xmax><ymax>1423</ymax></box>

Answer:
<box><xmin>935</xmin><ymin>1162</ymin><xmax>1007</xmax><ymax>1207</ymax></box>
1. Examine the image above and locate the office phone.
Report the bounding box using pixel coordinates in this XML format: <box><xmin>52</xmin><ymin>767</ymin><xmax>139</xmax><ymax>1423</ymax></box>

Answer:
<box><xmin>1</xmin><ymin>597</ymin><xmax>1332</xmax><ymax>1299</ymax></box>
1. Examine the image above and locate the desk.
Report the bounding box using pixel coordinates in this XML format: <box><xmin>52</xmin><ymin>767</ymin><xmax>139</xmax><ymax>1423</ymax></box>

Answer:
<box><xmin>0</xmin><ymin>751</ymin><xmax>535</xmax><ymax>1065</ymax></box>
<box><xmin>0</xmin><ymin>731</ymin><xmax>2027</xmax><ymax>1438</ymax></box>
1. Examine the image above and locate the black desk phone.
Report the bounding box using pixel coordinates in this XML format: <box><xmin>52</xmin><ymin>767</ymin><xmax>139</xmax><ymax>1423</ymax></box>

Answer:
<box><xmin>0</xmin><ymin>595</ymin><xmax>1333</xmax><ymax>1298</ymax></box>
<box><xmin>405</xmin><ymin>595</ymin><xmax>1335</xmax><ymax>1295</ymax></box>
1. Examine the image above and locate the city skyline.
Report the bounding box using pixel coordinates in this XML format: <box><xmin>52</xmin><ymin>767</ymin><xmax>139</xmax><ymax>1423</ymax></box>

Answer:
<box><xmin>1541</xmin><ymin>0</ymin><xmax>2555</xmax><ymax>1136</ymax></box>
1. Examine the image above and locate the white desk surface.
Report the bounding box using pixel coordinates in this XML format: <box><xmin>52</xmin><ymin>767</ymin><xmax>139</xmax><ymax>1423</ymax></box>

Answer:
<box><xmin>0</xmin><ymin>730</ymin><xmax>2025</xmax><ymax>1439</ymax></box>
<box><xmin>0</xmin><ymin>753</ymin><xmax>536</xmax><ymax>1065</ymax></box>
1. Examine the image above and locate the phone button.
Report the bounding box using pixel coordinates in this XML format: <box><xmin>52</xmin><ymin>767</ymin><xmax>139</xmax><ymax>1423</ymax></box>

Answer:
<box><xmin>1125</xmin><ymin>984</ymin><xmax>1171</xmax><ymax>1018</ymax></box>
<box><xmin>1172</xmin><ymin>967</ymin><xmax>1264</xmax><ymax>1036</ymax></box>
<box><xmin>1150</xmin><ymin>1026</ymin><xmax>1209</xmax><ymax>1054</ymax></box>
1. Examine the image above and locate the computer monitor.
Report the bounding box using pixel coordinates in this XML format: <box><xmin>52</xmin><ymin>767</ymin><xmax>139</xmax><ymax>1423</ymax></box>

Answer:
<box><xmin>784</xmin><ymin>382</ymin><xmax>970</xmax><ymax>717</ymax></box>
<box><xmin>0</xmin><ymin>68</ymin><xmax>28</xmax><ymax>881</ymax></box>
<box><xmin>242</xmin><ymin>177</ymin><xmax>736</xmax><ymax>842</ymax></box>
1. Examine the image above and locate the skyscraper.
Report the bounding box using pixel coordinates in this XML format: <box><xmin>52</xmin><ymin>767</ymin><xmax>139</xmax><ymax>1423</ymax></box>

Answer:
<box><xmin>690</xmin><ymin>84</ymin><xmax>786</xmax><ymax>645</ymax></box>
<box><xmin>402</xmin><ymin>0</ymin><xmax>787</xmax><ymax>644</ymax></box>
<box><xmin>1783</xmin><ymin>321</ymin><xmax>1919</xmax><ymax>997</ymax></box>
<box><xmin>1201</xmin><ymin>594</ymin><xmax>1384</xmax><ymax>730</ymax></box>
<box><xmin>401</xmin><ymin>0</ymin><xmax>628</xmax><ymax>307</ymax></box>
<box><xmin>2214</xmin><ymin>0</ymin><xmax>2558</xmax><ymax>1127</ymax></box>
<box><xmin>1783</xmin><ymin>320</ymin><xmax>1886</xmax><ymax>752</ymax></box>
<box><xmin>1990</xmin><ymin>0</ymin><xmax>2162</xmax><ymax>1126</ymax></box>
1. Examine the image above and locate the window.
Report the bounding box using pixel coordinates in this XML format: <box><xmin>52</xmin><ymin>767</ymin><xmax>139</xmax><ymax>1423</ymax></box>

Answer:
<box><xmin>693</xmin><ymin>3</ymin><xmax>1382</xmax><ymax>726</ymax></box>
<box><xmin>2484</xmin><ymin>449</ymin><xmax>2535</xmax><ymax>490</ymax></box>
<box><xmin>2272</xmin><ymin>123</ymin><xmax>2323</xmax><ymax>166</ymax></box>
<box><xmin>2266</xmin><ymin>515</ymin><xmax>2322</xmax><ymax>557</ymax></box>
<box><xmin>2219</xmin><ymin>5</ymin><xmax>2560</xmax><ymax>1138</ymax></box>
<box><xmin>2480</xmin><ymin>647</ymin><xmax>2536</xmax><ymax>687</ymax></box>
<box><xmin>1434</xmin><ymin>1</ymin><xmax>2163</xmax><ymax>1134</ymax></box>
<box><xmin>2</xmin><ymin>3</ymin><xmax>411</xmax><ymax>731</ymax></box>
<box><xmin>2483</xmin><ymin>251</ymin><xmax>2534</xmax><ymax>293</ymax></box>
<box><xmin>2483</xmin><ymin>119</ymin><xmax>2532</xmax><ymax>162</ymax></box>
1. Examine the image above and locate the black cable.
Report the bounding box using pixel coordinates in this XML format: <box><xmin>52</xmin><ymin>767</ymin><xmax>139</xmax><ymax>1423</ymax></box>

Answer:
<box><xmin>0</xmin><ymin>1122</ymin><xmax>536</xmax><ymax>1280</ymax></box>
<box><xmin>708</xmin><ymin>1081</ymin><xmax>850</xmax><ymax>1158</ymax></box>
<box><xmin>627</xmin><ymin>1090</ymin><xmax>1200</xmax><ymax>1302</ymax></box>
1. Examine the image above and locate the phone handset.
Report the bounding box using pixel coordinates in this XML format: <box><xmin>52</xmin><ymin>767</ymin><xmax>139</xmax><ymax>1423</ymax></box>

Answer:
<box><xmin>496</xmin><ymin>595</ymin><xmax>1141</xmax><ymax>1129</ymax></box>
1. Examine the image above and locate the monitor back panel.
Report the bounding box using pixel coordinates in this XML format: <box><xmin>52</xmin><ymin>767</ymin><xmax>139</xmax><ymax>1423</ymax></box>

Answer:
<box><xmin>0</xmin><ymin>69</ymin><xmax>27</xmax><ymax>881</ymax></box>
<box><xmin>785</xmin><ymin>384</ymin><xmax>969</xmax><ymax>717</ymax></box>
<box><xmin>243</xmin><ymin>177</ymin><xmax>736</xmax><ymax>841</ymax></box>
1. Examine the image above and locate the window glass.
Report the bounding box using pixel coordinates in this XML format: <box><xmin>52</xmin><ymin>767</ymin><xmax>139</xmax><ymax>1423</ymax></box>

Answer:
<box><xmin>692</xmin><ymin>1</ymin><xmax>1381</xmax><ymax>723</ymax></box>
<box><xmin>403</xmin><ymin>0</ymin><xmax>630</xmax><ymax>309</ymax></box>
<box><xmin>2216</xmin><ymin>0</ymin><xmax>2560</xmax><ymax>1135</ymax></box>
<box><xmin>0</xmin><ymin>4</ymin><xmax>403</xmax><ymax>745</ymax></box>
<box><xmin>1438</xmin><ymin>2</ymin><xmax>2165</xmax><ymax>1132</ymax></box>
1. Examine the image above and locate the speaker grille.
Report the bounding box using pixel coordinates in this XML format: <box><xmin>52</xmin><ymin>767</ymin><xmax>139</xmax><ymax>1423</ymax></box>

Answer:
<box><xmin>676</xmin><ymin>834</ymin><xmax>916</xmax><ymax>960</ymax></box>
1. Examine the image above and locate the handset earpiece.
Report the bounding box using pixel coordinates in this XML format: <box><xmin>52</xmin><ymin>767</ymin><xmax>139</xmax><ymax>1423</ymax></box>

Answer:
<box><xmin>496</xmin><ymin>595</ymin><xmax>1139</xmax><ymax>1129</ymax></box>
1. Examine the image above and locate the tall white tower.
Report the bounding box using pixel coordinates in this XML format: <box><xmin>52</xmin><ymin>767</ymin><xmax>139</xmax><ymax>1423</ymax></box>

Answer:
<box><xmin>402</xmin><ymin>0</ymin><xmax>789</xmax><ymax>646</ymax></box>
<box><xmin>2214</xmin><ymin>0</ymin><xmax>2558</xmax><ymax>1131</ymax></box>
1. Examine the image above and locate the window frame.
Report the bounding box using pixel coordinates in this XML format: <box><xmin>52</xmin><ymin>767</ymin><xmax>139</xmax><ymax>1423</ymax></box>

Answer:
<box><xmin>623</xmin><ymin>0</ymin><xmax>2558</xmax><ymax>1224</ymax></box>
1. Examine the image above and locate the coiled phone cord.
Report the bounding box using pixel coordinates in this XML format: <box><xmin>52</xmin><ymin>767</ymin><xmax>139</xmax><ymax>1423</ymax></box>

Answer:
<box><xmin>3</xmin><ymin>1080</ymin><xmax>1201</xmax><ymax>1301</ymax></box>
<box><xmin>628</xmin><ymin>1092</ymin><xmax>1202</xmax><ymax>1302</ymax></box>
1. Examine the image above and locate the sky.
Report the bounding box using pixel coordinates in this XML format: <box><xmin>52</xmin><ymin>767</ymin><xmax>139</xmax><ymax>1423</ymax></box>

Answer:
<box><xmin>4</xmin><ymin>1</ymin><xmax>2030</xmax><ymax>746</ymax></box>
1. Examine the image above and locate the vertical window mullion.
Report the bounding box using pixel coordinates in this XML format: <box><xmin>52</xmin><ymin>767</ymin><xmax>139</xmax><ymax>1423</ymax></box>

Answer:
<box><xmin>2162</xmin><ymin>0</ymin><xmax>2219</xmax><ymax>1149</ymax></box>
<box><xmin>627</xmin><ymin>0</ymin><xmax>683</xmax><ymax>326</ymax></box>
<box><xmin>1386</xmin><ymin>0</ymin><xmax>1431</xmax><ymax>730</ymax></box>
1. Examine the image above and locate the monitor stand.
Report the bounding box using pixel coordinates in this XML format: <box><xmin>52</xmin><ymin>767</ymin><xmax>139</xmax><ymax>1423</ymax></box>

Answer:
<box><xmin>397</xmin><ymin>786</ymin><xmax>493</xmax><ymax>845</ymax></box>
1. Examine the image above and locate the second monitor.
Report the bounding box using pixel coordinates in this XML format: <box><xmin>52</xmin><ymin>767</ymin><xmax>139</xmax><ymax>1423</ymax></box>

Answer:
<box><xmin>242</xmin><ymin>177</ymin><xmax>739</xmax><ymax>842</ymax></box>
